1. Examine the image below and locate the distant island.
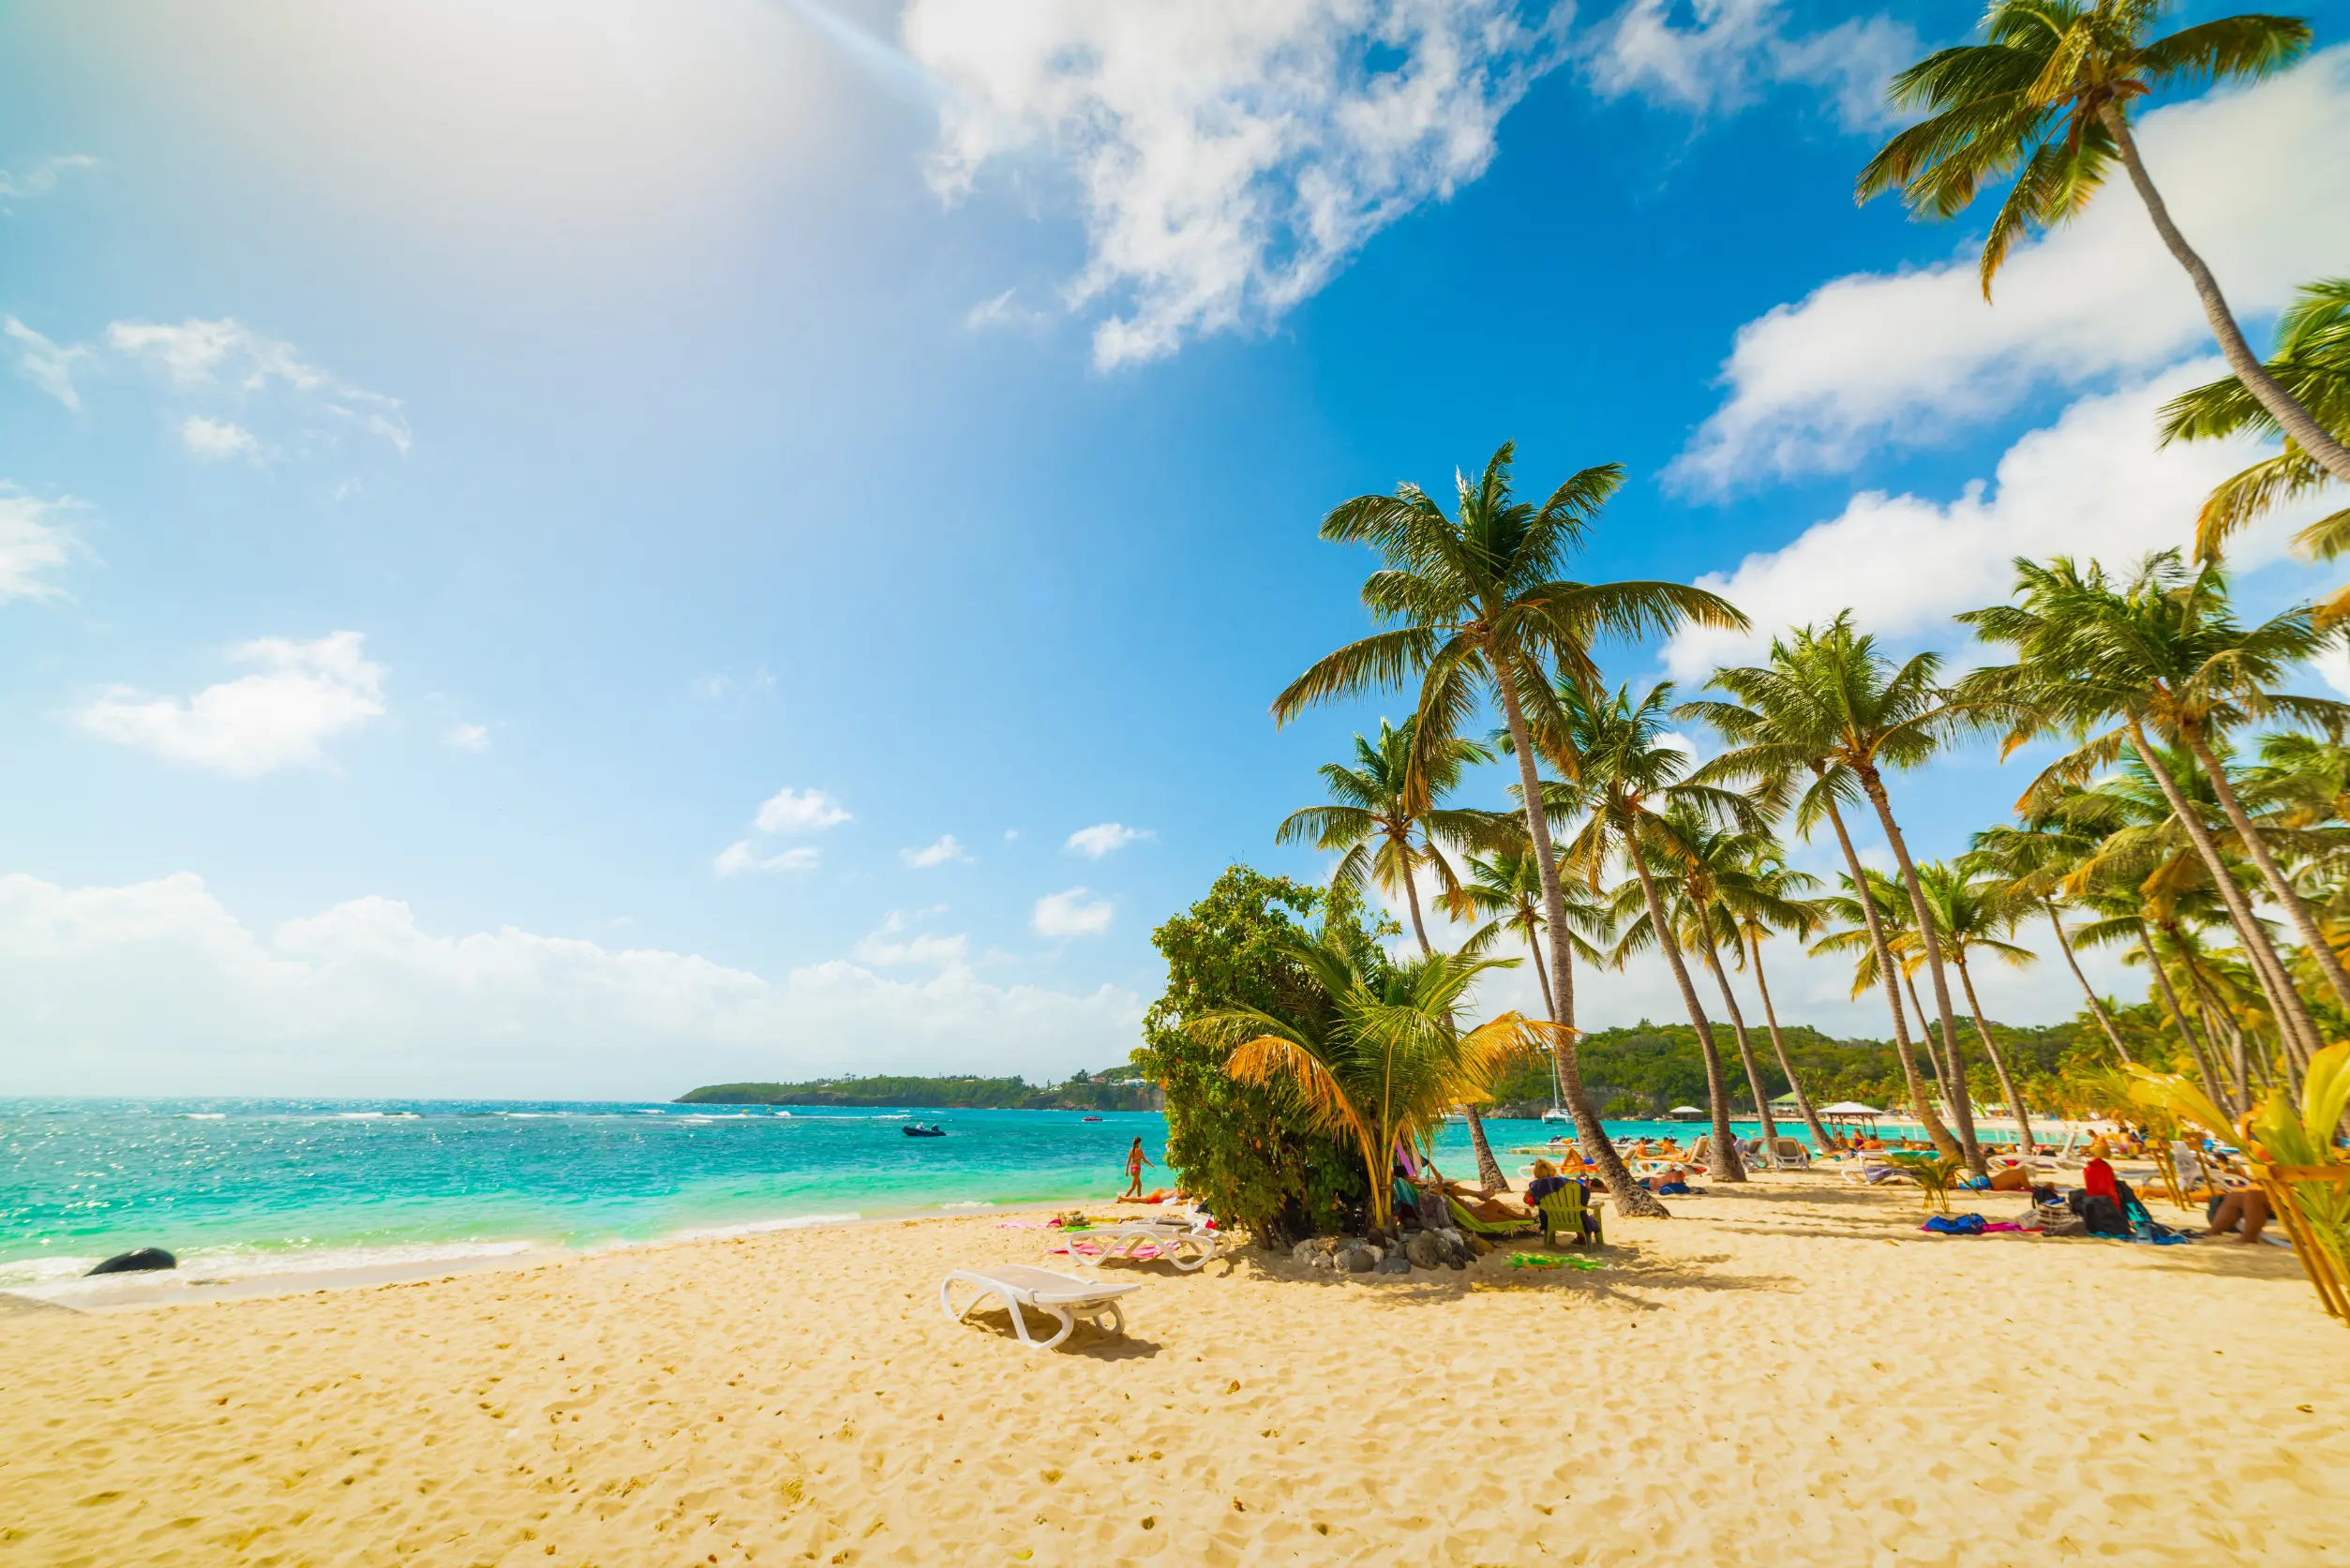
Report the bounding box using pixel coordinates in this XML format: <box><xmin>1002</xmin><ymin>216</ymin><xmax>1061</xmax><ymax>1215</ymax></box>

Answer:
<box><xmin>678</xmin><ymin>1069</ymin><xmax>1162</xmax><ymax>1113</ymax></box>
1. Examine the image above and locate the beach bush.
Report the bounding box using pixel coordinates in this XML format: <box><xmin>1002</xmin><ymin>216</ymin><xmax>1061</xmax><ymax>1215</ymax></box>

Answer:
<box><xmin>1132</xmin><ymin>866</ymin><xmax>1376</xmax><ymax>1245</ymax></box>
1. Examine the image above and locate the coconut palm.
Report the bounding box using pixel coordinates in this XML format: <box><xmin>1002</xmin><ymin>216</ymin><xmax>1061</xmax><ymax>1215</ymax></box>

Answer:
<box><xmin>2071</xmin><ymin>890</ymin><xmax>2242</xmax><ymax>1110</ymax></box>
<box><xmin>1955</xmin><ymin>553</ymin><xmax>2350</xmax><ymax>1053</ymax></box>
<box><xmin>1857</xmin><ymin>1</ymin><xmax>2346</xmax><ymax>486</ymax></box>
<box><xmin>2162</xmin><ymin>277</ymin><xmax>2350</xmax><ymax>578</ymax></box>
<box><xmin>1189</xmin><ymin>933</ymin><xmax>1547</xmax><ymax>1234</ymax></box>
<box><xmin>1276</xmin><ymin>717</ymin><xmax>1494</xmax><ymax>955</ymax></box>
<box><xmin>1905</xmin><ymin>861</ymin><xmax>2041</xmax><ymax>1153</ymax></box>
<box><xmin>1683</xmin><ymin>617</ymin><xmax>1987</xmax><ymax>1171</ymax></box>
<box><xmin>1721</xmin><ymin>851</ymin><xmax>1839</xmax><ymax>1151</ymax></box>
<box><xmin>1962</xmin><ymin>814</ymin><xmax>2137</xmax><ymax>1063</ymax></box>
<box><xmin>1444</xmin><ymin>831</ymin><xmax>1615</xmax><ymax>1119</ymax></box>
<box><xmin>1273</xmin><ymin>442</ymin><xmax>1746</xmax><ymax>1217</ymax></box>
<box><xmin>1809</xmin><ymin>869</ymin><xmax>1964</xmax><ymax>1152</ymax></box>
<box><xmin>1557</xmin><ymin>683</ymin><xmax>1759</xmax><ymax>1181</ymax></box>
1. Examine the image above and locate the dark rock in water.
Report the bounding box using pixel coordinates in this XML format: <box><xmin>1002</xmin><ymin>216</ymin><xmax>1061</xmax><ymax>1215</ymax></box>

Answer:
<box><xmin>88</xmin><ymin>1247</ymin><xmax>176</xmax><ymax>1277</ymax></box>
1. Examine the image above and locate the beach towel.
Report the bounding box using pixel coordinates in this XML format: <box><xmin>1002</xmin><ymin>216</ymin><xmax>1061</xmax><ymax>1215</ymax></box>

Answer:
<box><xmin>1922</xmin><ymin>1213</ymin><xmax>1988</xmax><ymax>1235</ymax></box>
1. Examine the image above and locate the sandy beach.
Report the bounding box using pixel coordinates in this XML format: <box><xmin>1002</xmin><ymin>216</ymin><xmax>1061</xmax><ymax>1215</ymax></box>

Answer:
<box><xmin>2</xmin><ymin>1176</ymin><xmax>2343</xmax><ymax>1568</ymax></box>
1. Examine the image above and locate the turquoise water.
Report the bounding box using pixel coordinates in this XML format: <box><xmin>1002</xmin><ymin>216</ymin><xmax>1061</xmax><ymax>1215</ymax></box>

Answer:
<box><xmin>0</xmin><ymin>1098</ymin><xmax>1883</xmax><ymax>1295</ymax></box>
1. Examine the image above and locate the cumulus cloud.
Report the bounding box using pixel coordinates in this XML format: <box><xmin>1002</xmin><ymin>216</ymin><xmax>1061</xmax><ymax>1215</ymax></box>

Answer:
<box><xmin>0</xmin><ymin>872</ymin><xmax>1145</xmax><ymax>1097</ymax></box>
<box><xmin>75</xmin><ymin>632</ymin><xmax>386</xmax><ymax>777</ymax></box>
<box><xmin>901</xmin><ymin>834</ymin><xmax>971</xmax><ymax>868</ymax></box>
<box><xmin>442</xmin><ymin>723</ymin><xmax>491</xmax><ymax>753</ymax></box>
<box><xmin>753</xmin><ymin>786</ymin><xmax>852</xmax><ymax>834</ymax></box>
<box><xmin>713</xmin><ymin>842</ymin><xmax>822</xmax><ymax>877</ymax></box>
<box><xmin>1660</xmin><ymin>365</ymin><xmax>2316</xmax><ymax>682</ymax></box>
<box><xmin>5</xmin><ymin>315</ymin><xmax>95</xmax><ymax>411</ymax></box>
<box><xmin>180</xmin><ymin>415</ymin><xmax>260</xmax><ymax>461</ymax></box>
<box><xmin>852</xmin><ymin>912</ymin><xmax>971</xmax><ymax>967</ymax></box>
<box><xmin>1581</xmin><ymin>0</ymin><xmax>1915</xmax><ymax>131</ymax></box>
<box><xmin>905</xmin><ymin>0</ymin><xmax>1564</xmax><ymax>368</ymax></box>
<box><xmin>0</xmin><ymin>154</ymin><xmax>97</xmax><ymax>205</ymax></box>
<box><xmin>107</xmin><ymin>316</ymin><xmax>413</xmax><ymax>455</ymax></box>
<box><xmin>1033</xmin><ymin>886</ymin><xmax>1114</xmax><ymax>938</ymax></box>
<box><xmin>0</xmin><ymin>486</ymin><xmax>80</xmax><ymax>602</ymax></box>
<box><xmin>1672</xmin><ymin>49</ymin><xmax>2350</xmax><ymax>491</ymax></box>
<box><xmin>1065</xmin><ymin>821</ymin><xmax>1154</xmax><ymax>858</ymax></box>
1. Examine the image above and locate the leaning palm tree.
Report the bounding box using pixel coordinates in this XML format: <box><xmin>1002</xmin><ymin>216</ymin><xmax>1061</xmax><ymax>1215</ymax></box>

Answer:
<box><xmin>1558</xmin><ymin>684</ymin><xmax>1758</xmax><ymax>1181</ymax></box>
<box><xmin>1444</xmin><ymin>831</ymin><xmax>1614</xmax><ymax>1031</ymax></box>
<box><xmin>1857</xmin><ymin>1</ymin><xmax>2346</xmax><ymax>486</ymax></box>
<box><xmin>1684</xmin><ymin>617</ymin><xmax>1987</xmax><ymax>1171</ymax></box>
<box><xmin>1962</xmin><ymin>814</ymin><xmax>2138</xmax><ymax>1063</ymax></box>
<box><xmin>1955</xmin><ymin>553</ymin><xmax>2350</xmax><ymax>1052</ymax></box>
<box><xmin>1810</xmin><ymin>869</ymin><xmax>1965</xmax><ymax>1152</ymax></box>
<box><xmin>1905</xmin><ymin>861</ymin><xmax>2041</xmax><ymax>1153</ymax></box>
<box><xmin>1722</xmin><ymin>851</ymin><xmax>1839</xmax><ymax>1151</ymax></box>
<box><xmin>1273</xmin><ymin>442</ymin><xmax>1746</xmax><ymax>1217</ymax></box>
<box><xmin>1189</xmin><ymin>933</ymin><xmax>1546</xmax><ymax>1235</ymax></box>
<box><xmin>1275</xmin><ymin>717</ymin><xmax>1493</xmax><ymax>954</ymax></box>
<box><xmin>2162</xmin><ymin>277</ymin><xmax>2350</xmax><ymax>581</ymax></box>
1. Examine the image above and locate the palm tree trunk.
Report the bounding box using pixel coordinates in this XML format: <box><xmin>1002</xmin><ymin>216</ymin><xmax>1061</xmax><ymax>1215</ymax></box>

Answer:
<box><xmin>2102</xmin><ymin>107</ymin><xmax>2350</xmax><ymax>487</ymax></box>
<box><xmin>1747</xmin><ymin>927</ymin><xmax>1836</xmax><ymax>1151</ymax></box>
<box><xmin>1522</xmin><ymin>923</ymin><xmax>1567</xmax><ymax>1113</ymax></box>
<box><xmin>1858</xmin><ymin>766</ymin><xmax>1985</xmax><ymax>1174</ymax></box>
<box><xmin>1492</xmin><ymin>677</ymin><xmax>1668</xmax><ymax>1217</ymax></box>
<box><xmin>2045</xmin><ymin>899</ymin><xmax>2133</xmax><ymax>1064</ymax></box>
<box><xmin>1399</xmin><ymin>854</ymin><xmax>1505</xmax><ymax>1193</ymax></box>
<box><xmin>1697</xmin><ymin>917</ymin><xmax>1778</xmax><ymax>1143</ymax></box>
<box><xmin>2123</xmin><ymin>720</ymin><xmax>2325</xmax><ymax>1062</ymax></box>
<box><xmin>1816</xmin><ymin>784</ymin><xmax>1961</xmax><ymax>1158</ymax></box>
<box><xmin>1953</xmin><ymin>953</ymin><xmax>2034</xmax><ymax>1154</ymax></box>
<box><xmin>1627</xmin><ymin>848</ymin><xmax>1747</xmax><ymax>1182</ymax></box>
<box><xmin>2181</xmin><ymin>961</ymin><xmax>2250</xmax><ymax>1113</ymax></box>
<box><xmin>2183</xmin><ymin>730</ymin><xmax>2350</xmax><ymax>1012</ymax></box>
<box><xmin>2137</xmin><ymin>925</ymin><xmax>2228</xmax><ymax>1109</ymax></box>
<box><xmin>1903</xmin><ymin>972</ymin><xmax>1941</xmax><ymax>1082</ymax></box>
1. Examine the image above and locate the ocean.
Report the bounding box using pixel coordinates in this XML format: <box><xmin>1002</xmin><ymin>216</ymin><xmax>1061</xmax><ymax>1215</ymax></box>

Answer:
<box><xmin>0</xmin><ymin>1098</ymin><xmax>1852</xmax><ymax>1303</ymax></box>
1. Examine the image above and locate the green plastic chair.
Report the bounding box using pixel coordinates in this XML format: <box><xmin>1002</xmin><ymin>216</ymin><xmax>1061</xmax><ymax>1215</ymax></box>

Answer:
<box><xmin>1537</xmin><ymin>1185</ymin><xmax>1604</xmax><ymax>1247</ymax></box>
<box><xmin>1443</xmin><ymin>1194</ymin><xmax>1535</xmax><ymax>1239</ymax></box>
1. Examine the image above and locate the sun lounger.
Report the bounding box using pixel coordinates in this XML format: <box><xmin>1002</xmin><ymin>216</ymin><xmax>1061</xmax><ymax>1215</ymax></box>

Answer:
<box><xmin>1444</xmin><ymin>1195</ymin><xmax>1537</xmax><ymax>1238</ymax></box>
<box><xmin>938</xmin><ymin>1264</ymin><xmax>1140</xmax><ymax>1351</ymax></box>
<box><xmin>1057</xmin><ymin>1216</ymin><xmax>1222</xmax><ymax>1272</ymax></box>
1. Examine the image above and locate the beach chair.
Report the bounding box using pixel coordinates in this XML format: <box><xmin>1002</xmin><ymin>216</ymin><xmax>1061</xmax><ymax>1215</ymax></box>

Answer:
<box><xmin>1761</xmin><ymin>1136</ymin><xmax>1812</xmax><ymax>1171</ymax></box>
<box><xmin>1444</xmin><ymin>1195</ymin><xmax>1537</xmax><ymax>1239</ymax></box>
<box><xmin>1058</xmin><ymin>1215</ymin><xmax>1222</xmax><ymax>1272</ymax></box>
<box><xmin>1536</xmin><ymin>1185</ymin><xmax>1603</xmax><ymax>1247</ymax></box>
<box><xmin>938</xmin><ymin>1264</ymin><xmax>1141</xmax><ymax>1351</ymax></box>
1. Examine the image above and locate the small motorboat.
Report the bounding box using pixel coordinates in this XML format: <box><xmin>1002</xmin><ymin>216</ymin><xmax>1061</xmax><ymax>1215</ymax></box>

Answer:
<box><xmin>901</xmin><ymin>1122</ymin><xmax>947</xmax><ymax>1138</ymax></box>
<box><xmin>1081</xmin><ymin>1115</ymin><xmax>1103</xmax><ymax>1122</ymax></box>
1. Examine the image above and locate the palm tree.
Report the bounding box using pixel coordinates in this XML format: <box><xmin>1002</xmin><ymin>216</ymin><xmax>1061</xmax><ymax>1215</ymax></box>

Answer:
<box><xmin>1962</xmin><ymin>814</ymin><xmax>2137</xmax><ymax>1064</ymax></box>
<box><xmin>1189</xmin><ymin>933</ymin><xmax>1544</xmax><ymax>1235</ymax></box>
<box><xmin>1809</xmin><ymin>869</ymin><xmax>1964</xmax><ymax>1153</ymax></box>
<box><xmin>1684</xmin><ymin>617</ymin><xmax>1987</xmax><ymax>1172</ymax></box>
<box><xmin>1443</xmin><ymin>830</ymin><xmax>1616</xmax><ymax>1104</ymax></box>
<box><xmin>2071</xmin><ymin>889</ymin><xmax>2241</xmax><ymax>1111</ymax></box>
<box><xmin>1273</xmin><ymin>442</ymin><xmax>1746</xmax><ymax>1217</ymax></box>
<box><xmin>1275</xmin><ymin>717</ymin><xmax>1512</xmax><ymax>1188</ymax></box>
<box><xmin>1857</xmin><ymin>1</ymin><xmax>2346</xmax><ymax>486</ymax></box>
<box><xmin>1906</xmin><ymin>861</ymin><xmax>2041</xmax><ymax>1153</ymax></box>
<box><xmin>1559</xmin><ymin>684</ymin><xmax>1757</xmax><ymax>1181</ymax></box>
<box><xmin>2163</xmin><ymin>277</ymin><xmax>2350</xmax><ymax>579</ymax></box>
<box><xmin>1956</xmin><ymin>553</ymin><xmax>2350</xmax><ymax>1053</ymax></box>
<box><xmin>1722</xmin><ymin>852</ymin><xmax>1840</xmax><ymax>1152</ymax></box>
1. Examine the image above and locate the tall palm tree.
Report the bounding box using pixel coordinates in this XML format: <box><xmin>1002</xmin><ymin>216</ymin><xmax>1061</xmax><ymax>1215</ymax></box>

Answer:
<box><xmin>1956</xmin><ymin>553</ymin><xmax>2350</xmax><ymax>1053</ymax></box>
<box><xmin>1189</xmin><ymin>934</ymin><xmax>1544</xmax><ymax>1234</ymax></box>
<box><xmin>2163</xmin><ymin>277</ymin><xmax>2350</xmax><ymax>581</ymax></box>
<box><xmin>1722</xmin><ymin>852</ymin><xmax>1839</xmax><ymax>1151</ymax></box>
<box><xmin>1962</xmin><ymin>815</ymin><xmax>2137</xmax><ymax>1063</ymax></box>
<box><xmin>2071</xmin><ymin>890</ymin><xmax>2241</xmax><ymax>1110</ymax></box>
<box><xmin>1906</xmin><ymin>861</ymin><xmax>2042</xmax><ymax>1152</ymax></box>
<box><xmin>1444</xmin><ymin>832</ymin><xmax>1614</xmax><ymax>1037</ymax></box>
<box><xmin>1810</xmin><ymin>869</ymin><xmax>1964</xmax><ymax>1153</ymax></box>
<box><xmin>1273</xmin><ymin>442</ymin><xmax>1745</xmax><ymax>1217</ymax></box>
<box><xmin>1684</xmin><ymin>617</ymin><xmax>1987</xmax><ymax>1172</ymax></box>
<box><xmin>1275</xmin><ymin>717</ymin><xmax>1492</xmax><ymax>955</ymax></box>
<box><xmin>1559</xmin><ymin>684</ymin><xmax>1758</xmax><ymax>1181</ymax></box>
<box><xmin>1857</xmin><ymin>1</ymin><xmax>2346</xmax><ymax>485</ymax></box>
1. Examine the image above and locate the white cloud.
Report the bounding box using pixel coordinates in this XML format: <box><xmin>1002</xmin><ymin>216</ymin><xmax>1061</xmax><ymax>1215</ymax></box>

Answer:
<box><xmin>1066</xmin><ymin>821</ymin><xmax>1154</xmax><ymax>858</ymax></box>
<box><xmin>852</xmin><ymin>912</ymin><xmax>971</xmax><ymax>967</ymax></box>
<box><xmin>443</xmin><ymin>723</ymin><xmax>491</xmax><ymax>753</ymax></box>
<box><xmin>713</xmin><ymin>842</ymin><xmax>822</xmax><ymax>877</ymax></box>
<box><xmin>1661</xmin><ymin>365</ymin><xmax>2315</xmax><ymax>682</ymax></box>
<box><xmin>753</xmin><ymin>786</ymin><xmax>852</xmax><ymax>833</ymax></box>
<box><xmin>1581</xmin><ymin>0</ymin><xmax>1914</xmax><ymax>131</ymax></box>
<box><xmin>75</xmin><ymin>632</ymin><xmax>386</xmax><ymax>777</ymax></box>
<box><xmin>107</xmin><ymin>317</ymin><xmax>413</xmax><ymax>455</ymax></box>
<box><xmin>901</xmin><ymin>833</ymin><xmax>971</xmax><ymax>868</ymax></box>
<box><xmin>905</xmin><ymin>0</ymin><xmax>1564</xmax><ymax>368</ymax></box>
<box><xmin>1033</xmin><ymin>886</ymin><xmax>1114</xmax><ymax>938</ymax></box>
<box><xmin>0</xmin><ymin>871</ymin><xmax>1145</xmax><ymax>1097</ymax></box>
<box><xmin>0</xmin><ymin>154</ymin><xmax>97</xmax><ymax>205</ymax></box>
<box><xmin>5</xmin><ymin>315</ymin><xmax>95</xmax><ymax>411</ymax></box>
<box><xmin>1673</xmin><ymin>49</ymin><xmax>2350</xmax><ymax>491</ymax></box>
<box><xmin>0</xmin><ymin>486</ymin><xmax>80</xmax><ymax>602</ymax></box>
<box><xmin>180</xmin><ymin>414</ymin><xmax>260</xmax><ymax>461</ymax></box>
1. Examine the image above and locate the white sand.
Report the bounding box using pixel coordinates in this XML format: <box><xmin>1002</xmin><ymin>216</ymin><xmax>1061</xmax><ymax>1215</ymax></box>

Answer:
<box><xmin>2</xmin><ymin>1177</ymin><xmax>2343</xmax><ymax>1566</ymax></box>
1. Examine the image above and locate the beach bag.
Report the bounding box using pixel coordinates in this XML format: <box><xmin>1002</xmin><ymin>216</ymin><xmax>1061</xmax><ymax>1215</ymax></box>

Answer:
<box><xmin>2081</xmin><ymin>1194</ymin><xmax>2131</xmax><ymax>1237</ymax></box>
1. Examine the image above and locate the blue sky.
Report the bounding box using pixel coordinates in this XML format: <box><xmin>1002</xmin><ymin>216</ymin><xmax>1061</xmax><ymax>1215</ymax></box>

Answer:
<box><xmin>2</xmin><ymin>0</ymin><xmax>2346</xmax><ymax>1097</ymax></box>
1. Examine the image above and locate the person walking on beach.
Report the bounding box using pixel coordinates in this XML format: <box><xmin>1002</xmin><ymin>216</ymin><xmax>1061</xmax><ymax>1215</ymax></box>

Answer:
<box><xmin>1123</xmin><ymin>1137</ymin><xmax>1153</xmax><ymax>1198</ymax></box>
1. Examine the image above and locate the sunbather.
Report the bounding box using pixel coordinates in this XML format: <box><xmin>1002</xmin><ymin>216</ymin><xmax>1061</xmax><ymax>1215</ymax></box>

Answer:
<box><xmin>2204</xmin><ymin>1187</ymin><xmax>2273</xmax><ymax>1245</ymax></box>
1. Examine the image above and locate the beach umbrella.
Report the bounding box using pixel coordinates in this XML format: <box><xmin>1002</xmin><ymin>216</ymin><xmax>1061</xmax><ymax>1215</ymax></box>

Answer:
<box><xmin>1819</xmin><ymin>1101</ymin><xmax>1883</xmax><ymax>1116</ymax></box>
<box><xmin>1665</xmin><ymin>1105</ymin><xmax>1705</xmax><ymax>1120</ymax></box>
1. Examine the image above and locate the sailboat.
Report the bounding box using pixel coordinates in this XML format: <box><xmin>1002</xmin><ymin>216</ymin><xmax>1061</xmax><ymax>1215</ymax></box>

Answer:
<box><xmin>1539</xmin><ymin>1040</ymin><xmax>1571</xmax><ymax>1122</ymax></box>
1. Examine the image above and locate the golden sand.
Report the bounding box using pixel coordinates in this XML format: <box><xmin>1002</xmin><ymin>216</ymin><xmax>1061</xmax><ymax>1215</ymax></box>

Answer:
<box><xmin>2</xmin><ymin>1178</ymin><xmax>2343</xmax><ymax>1567</ymax></box>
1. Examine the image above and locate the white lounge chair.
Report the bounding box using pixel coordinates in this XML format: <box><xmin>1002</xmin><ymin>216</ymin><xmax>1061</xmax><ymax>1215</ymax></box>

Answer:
<box><xmin>1058</xmin><ymin>1219</ymin><xmax>1221</xmax><ymax>1272</ymax></box>
<box><xmin>939</xmin><ymin>1265</ymin><xmax>1140</xmax><ymax>1351</ymax></box>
